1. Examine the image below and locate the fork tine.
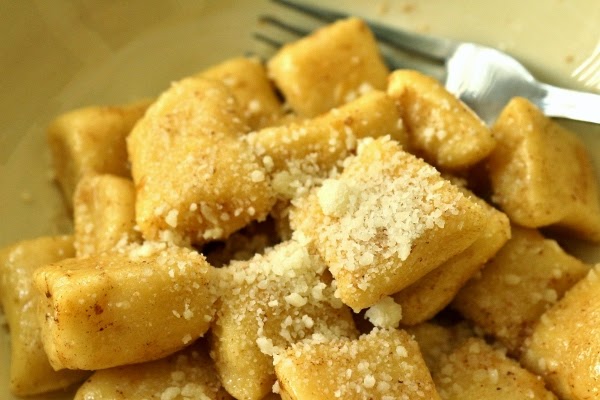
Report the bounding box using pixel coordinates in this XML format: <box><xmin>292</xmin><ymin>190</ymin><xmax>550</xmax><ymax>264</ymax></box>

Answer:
<box><xmin>380</xmin><ymin>46</ymin><xmax>446</xmax><ymax>82</ymax></box>
<box><xmin>272</xmin><ymin>0</ymin><xmax>348</xmax><ymax>22</ymax></box>
<box><xmin>573</xmin><ymin>41</ymin><xmax>600</xmax><ymax>90</ymax></box>
<box><xmin>253</xmin><ymin>32</ymin><xmax>287</xmax><ymax>49</ymax></box>
<box><xmin>259</xmin><ymin>15</ymin><xmax>313</xmax><ymax>37</ymax></box>
<box><xmin>272</xmin><ymin>0</ymin><xmax>457</xmax><ymax>62</ymax></box>
<box><xmin>254</xmin><ymin>15</ymin><xmax>446</xmax><ymax>82</ymax></box>
<box><xmin>366</xmin><ymin>21</ymin><xmax>456</xmax><ymax>63</ymax></box>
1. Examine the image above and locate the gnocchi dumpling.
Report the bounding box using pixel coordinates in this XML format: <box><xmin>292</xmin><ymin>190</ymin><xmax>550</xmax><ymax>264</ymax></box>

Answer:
<box><xmin>127</xmin><ymin>78</ymin><xmax>276</xmax><ymax>245</ymax></box>
<box><xmin>292</xmin><ymin>136</ymin><xmax>487</xmax><ymax>310</ymax></box>
<box><xmin>34</xmin><ymin>242</ymin><xmax>217</xmax><ymax>370</ymax></box>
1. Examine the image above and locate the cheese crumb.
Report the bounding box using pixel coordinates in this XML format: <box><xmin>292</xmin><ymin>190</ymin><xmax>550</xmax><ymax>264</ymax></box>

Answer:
<box><xmin>364</xmin><ymin>297</ymin><xmax>403</xmax><ymax>328</ymax></box>
<box><xmin>395</xmin><ymin>345</ymin><xmax>408</xmax><ymax>357</ymax></box>
<box><xmin>272</xmin><ymin>380</ymin><xmax>281</xmax><ymax>394</ymax></box>
<box><xmin>160</xmin><ymin>387</ymin><xmax>181</xmax><ymax>400</ymax></box>
<box><xmin>317</xmin><ymin>179</ymin><xmax>351</xmax><ymax>217</ymax></box>
<box><xmin>165</xmin><ymin>209</ymin><xmax>179</xmax><ymax>228</ymax></box>
<box><xmin>183</xmin><ymin>304</ymin><xmax>194</xmax><ymax>320</ymax></box>
<box><xmin>285</xmin><ymin>293</ymin><xmax>308</xmax><ymax>307</ymax></box>
<box><xmin>504</xmin><ymin>274</ymin><xmax>521</xmax><ymax>285</ymax></box>
<box><xmin>257</xmin><ymin>336</ymin><xmax>275</xmax><ymax>355</ymax></box>
<box><xmin>363</xmin><ymin>374</ymin><xmax>376</xmax><ymax>388</ymax></box>
<box><xmin>251</xmin><ymin>170</ymin><xmax>266</xmax><ymax>182</ymax></box>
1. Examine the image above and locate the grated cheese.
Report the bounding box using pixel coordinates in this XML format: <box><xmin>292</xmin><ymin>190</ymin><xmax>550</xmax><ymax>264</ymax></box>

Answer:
<box><xmin>364</xmin><ymin>296</ymin><xmax>403</xmax><ymax>328</ymax></box>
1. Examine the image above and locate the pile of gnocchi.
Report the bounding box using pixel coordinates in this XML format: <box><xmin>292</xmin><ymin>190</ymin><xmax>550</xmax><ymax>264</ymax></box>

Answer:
<box><xmin>1</xmin><ymin>17</ymin><xmax>599</xmax><ymax>400</ymax></box>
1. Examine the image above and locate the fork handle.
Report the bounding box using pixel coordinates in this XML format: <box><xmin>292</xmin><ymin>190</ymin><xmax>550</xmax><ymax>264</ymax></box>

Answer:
<box><xmin>538</xmin><ymin>83</ymin><xmax>600</xmax><ymax>124</ymax></box>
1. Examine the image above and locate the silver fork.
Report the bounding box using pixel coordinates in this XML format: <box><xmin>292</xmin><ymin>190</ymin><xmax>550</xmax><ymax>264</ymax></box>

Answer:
<box><xmin>257</xmin><ymin>0</ymin><xmax>600</xmax><ymax>126</ymax></box>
